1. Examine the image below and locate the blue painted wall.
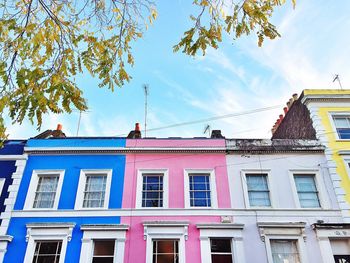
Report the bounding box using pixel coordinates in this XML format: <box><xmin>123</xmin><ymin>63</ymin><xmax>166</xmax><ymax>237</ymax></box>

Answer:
<box><xmin>27</xmin><ymin>138</ymin><xmax>125</xmax><ymax>148</ymax></box>
<box><xmin>0</xmin><ymin>140</ymin><xmax>25</xmax><ymax>216</ymax></box>
<box><xmin>4</xmin><ymin>216</ymin><xmax>121</xmax><ymax>263</ymax></box>
<box><xmin>14</xmin><ymin>154</ymin><xmax>126</xmax><ymax>210</ymax></box>
<box><xmin>6</xmin><ymin>138</ymin><xmax>126</xmax><ymax>262</ymax></box>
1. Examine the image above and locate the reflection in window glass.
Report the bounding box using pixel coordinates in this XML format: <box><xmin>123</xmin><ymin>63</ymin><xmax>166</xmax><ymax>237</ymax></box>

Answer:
<box><xmin>32</xmin><ymin>241</ymin><xmax>62</xmax><ymax>263</ymax></box>
<box><xmin>152</xmin><ymin>240</ymin><xmax>178</xmax><ymax>263</ymax></box>
<box><xmin>270</xmin><ymin>240</ymin><xmax>300</xmax><ymax>263</ymax></box>
<box><xmin>211</xmin><ymin>239</ymin><xmax>233</xmax><ymax>263</ymax></box>
<box><xmin>92</xmin><ymin>240</ymin><xmax>115</xmax><ymax>263</ymax></box>
<box><xmin>246</xmin><ymin>174</ymin><xmax>271</xmax><ymax>207</ymax></box>
<box><xmin>189</xmin><ymin>174</ymin><xmax>211</xmax><ymax>207</ymax></box>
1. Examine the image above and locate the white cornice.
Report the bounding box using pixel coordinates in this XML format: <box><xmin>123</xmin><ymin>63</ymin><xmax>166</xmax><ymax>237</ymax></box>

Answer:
<box><xmin>196</xmin><ymin>223</ymin><xmax>244</xmax><ymax>229</ymax></box>
<box><xmin>0</xmin><ymin>155</ymin><xmax>27</xmax><ymax>161</ymax></box>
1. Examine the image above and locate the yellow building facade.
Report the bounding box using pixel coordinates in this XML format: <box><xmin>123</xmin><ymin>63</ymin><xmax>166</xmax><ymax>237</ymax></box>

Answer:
<box><xmin>302</xmin><ymin>89</ymin><xmax>350</xmax><ymax>221</ymax></box>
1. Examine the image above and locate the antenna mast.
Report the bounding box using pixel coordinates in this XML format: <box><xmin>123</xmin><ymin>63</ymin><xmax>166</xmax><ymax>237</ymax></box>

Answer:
<box><xmin>333</xmin><ymin>74</ymin><xmax>343</xmax><ymax>90</ymax></box>
<box><xmin>76</xmin><ymin>111</ymin><xmax>82</xmax><ymax>136</ymax></box>
<box><xmin>203</xmin><ymin>124</ymin><xmax>211</xmax><ymax>137</ymax></box>
<box><xmin>143</xmin><ymin>84</ymin><xmax>149</xmax><ymax>137</ymax></box>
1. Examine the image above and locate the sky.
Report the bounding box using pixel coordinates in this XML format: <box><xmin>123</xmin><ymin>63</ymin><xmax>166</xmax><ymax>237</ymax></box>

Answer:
<box><xmin>6</xmin><ymin>0</ymin><xmax>350</xmax><ymax>139</ymax></box>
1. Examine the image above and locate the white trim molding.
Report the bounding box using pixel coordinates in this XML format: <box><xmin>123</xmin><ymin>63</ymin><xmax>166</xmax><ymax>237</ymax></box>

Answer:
<box><xmin>0</xmin><ymin>157</ymin><xmax>27</xmax><ymax>248</ymax></box>
<box><xmin>74</xmin><ymin>169</ymin><xmax>112</xmax><ymax>210</ymax></box>
<box><xmin>24</xmin><ymin>170</ymin><xmax>65</xmax><ymax>210</ymax></box>
<box><xmin>79</xmin><ymin>224</ymin><xmax>129</xmax><ymax>263</ymax></box>
<box><xmin>240</xmin><ymin>169</ymin><xmax>274</xmax><ymax>209</ymax></box>
<box><xmin>136</xmin><ymin>169</ymin><xmax>169</xmax><ymax>209</ymax></box>
<box><xmin>196</xmin><ymin>223</ymin><xmax>245</xmax><ymax>263</ymax></box>
<box><xmin>313</xmin><ymin>223</ymin><xmax>350</xmax><ymax>263</ymax></box>
<box><xmin>257</xmin><ymin>222</ymin><xmax>309</xmax><ymax>263</ymax></box>
<box><xmin>143</xmin><ymin>221</ymin><xmax>189</xmax><ymax>263</ymax></box>
<box><xmin>184</xmin><ymin>169</ymin><xmax>218</xmax><ymax>209</ymax></box>
<box><xmin>0</xmin><ymin>235</ymin><xmax>13</xmax><ymax>263</ymax></box>
<box><xmin>289</xmin><ymin>169</ymin><xmax>330</xmax><ymax>209</ymax></box>
<box><xmin>23</xmin><ymin>223</ymin><xmax>75</xmax><ymax>263</ymax></box>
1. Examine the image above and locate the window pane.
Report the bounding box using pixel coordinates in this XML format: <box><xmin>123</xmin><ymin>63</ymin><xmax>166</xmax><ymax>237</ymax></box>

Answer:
<box><xmin>334</xmin><ymin>117</ymin><xmax>350</xmax><ymax>128</ymax></box>
<box><xmin>211</xmin><ymin>239</ymin><xmax>231</xmax><ymax>253</ymax></box>
<box><xmin>83</xmin><ymin>174</ymin><xmax>107</xmax><ymax>208</ymax></box>
<box><xmin>246</xmin><ymin>174</ymin><xmax>271</xmax><ymax>207</ymax></box>
<box><xmin>294</xmin><ymin>175</ymin><xmax>320</xmax><ymax>208</ymax></box>
<box><xmin>93</xmin><ymin>240</ymin><xmax>115</xmax><ymax>256</ymax></box>
<box><xmin>246</xmin><ymin>174</ymin><xmax>269</xmax><ymax>191</ymax></box>
<box><xmin>33</xmin><ymin>175</ymin><xmax>59</xmax><ymax>209</ymax></box>
<box><xmin>92</xmin><ymin>258</ymin><xmax>114</xmax><ymax>263</ymax></box>
<box><xmin>33</xmin><ymin>241</ymin><xmax>62</xmax><ymax>263</ymax></box>
<box><xmin>337</xmin><ymin>128</ymin><xmax>350</xmax><ymax>139</ymax></box>
<box><xmin>142</xmin><ymin>174</ymin><xmax>164</xmax><ymax>208</ymax></box>
<box><xmin>211</xmin><ymin>239</ymin><xmax>233</xmax><ymax>263</ymax></box>
<box><xmin>271</xmin><ymin>240</ymin><xmax>300</xmax><ymax>263</ymax></box>
<box><xmin>189</xmin><ymin>174</ymin><xmax>211</xmax><ymax>207</ymax></box>
<box><xmin>211</xmin><ymin>255</ymin><xmax>233</xmax><ymax>263</ymax></box>
<box><xmin>153</xmin><ymin>240</ymin><xmax>178</xmax><ymax>263</ymax></box>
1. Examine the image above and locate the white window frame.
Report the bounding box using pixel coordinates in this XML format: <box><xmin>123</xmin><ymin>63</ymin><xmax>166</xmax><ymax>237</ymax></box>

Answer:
<box><xmin>197</xmin><ymin>223</ymin><xmax>245</xmax><ymax>263</ymax></box>
<box><xmin>23</xmin><ymin>223</ymin><xmax>74</xmax><ymax>263</ymax></box>
<box><xmin>329</xmin><ymin>112</ymin><xmax>350</xmax><ymax>141</ymax></box>
<box><xmin>79</xmin><ymin>224</ymin><xmax>129</xmax><ymax>263</ymax></box>
<box><xmin>289</xmin><ymin>169</ymin><xmax>329</xmax><ymax>209</ymax></box>
<box><xmin>24</xmin><ymin>170</ymin><xmax>65</xmax><ymax>210</ymax></box>
<box><xmin>74</xmin><ymin>169</ymin><xmax>112</xmax><ymax>210</ymax></box>
<box><xmin>241</xmin><ymin>169</ymin><xmax>274</xmax><ymax>209</ymax></box>
<box><xmin>313</xmin><ymin>224</ymin><xmax>350</xmax><ymax>263</ymax></box>
<box><xmin>0</xmin><ymin>178</ymin><xmax>5</xmax><ymax>196</ymax></box>
<box><xmin>136</xmin><ymin>169</ymin><xmax>169</xmax><ymax>209</ymax></box>
<box><xmin>143</xmin><ymin>221</ymin><xmax>188</xmax><ymax>263</ymax></box>
<box><xmin>257</xmin><ymin>222</ymin><xmax>308</xmax><ymax>263</ymax></box>
<box><xmin>184</xmin><ymin>169</ymin><xmax>218</xmax><ymax>209</ymax></box>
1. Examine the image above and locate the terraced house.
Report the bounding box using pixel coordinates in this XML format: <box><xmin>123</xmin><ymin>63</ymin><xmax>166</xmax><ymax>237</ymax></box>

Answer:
<box><xmin>2</xmin><ymin>88</ymin><xmax>350</xmax><ymax>263</ymax></box>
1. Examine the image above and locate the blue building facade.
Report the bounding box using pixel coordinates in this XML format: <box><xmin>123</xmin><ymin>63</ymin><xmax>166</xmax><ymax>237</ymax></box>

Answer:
<box><xmin>2</xmin><ymin>138</ymin><xmax>127</xmax><ymax>263</ymax></box>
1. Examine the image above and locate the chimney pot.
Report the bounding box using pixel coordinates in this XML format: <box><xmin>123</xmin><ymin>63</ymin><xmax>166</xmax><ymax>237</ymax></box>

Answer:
<box><xmin>135</xmin><ymin>123</ymin><xmax>140</xmax><ymax>132</ymax></box>
<box><xmin>283</xmin><ymin>107</ymin><xmax>288</xmax><ymax>114</ymax></box>
<box><xmin>279</xmin><ymin>114</ymin><xmax>284</xmax><ymax>121</ymax></box>
<box><xmin>293</xmin><ymin>93</ymin><xmax>298</xmax><ymax>100</ymax></box>
<box><xmin>56</xmin><ymin>124</ymin><xmax>62</xmax><ymax>131</ymax></box>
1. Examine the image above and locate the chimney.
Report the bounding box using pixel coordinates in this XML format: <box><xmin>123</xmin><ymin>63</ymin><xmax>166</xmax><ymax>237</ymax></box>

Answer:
<box><xmin>127</xmin><ymin>123</ymin><xmax>142</xmax><ymax>139</ymax></box>
<box><xmin>211</xmin><ymin>130</ymin><xmax>225</xmax><ymax>139</ymax></box>
<box><xmin>52</xmin><ymin>124</ymin><xmax>66</xmax><ymax>138</ymax></box>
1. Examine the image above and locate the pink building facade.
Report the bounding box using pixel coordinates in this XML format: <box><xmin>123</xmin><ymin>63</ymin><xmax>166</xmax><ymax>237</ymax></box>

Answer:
<box><xmin>121</xmin><ymin>139</ymin><xmax>239</xmax><ymax>263</ymax></box>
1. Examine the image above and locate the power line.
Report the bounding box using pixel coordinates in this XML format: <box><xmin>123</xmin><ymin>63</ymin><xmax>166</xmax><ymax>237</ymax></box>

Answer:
<box><xmin>115</xmin><ymin>104</ymin><xmax>283</xmax><ymax>137</ymax></box>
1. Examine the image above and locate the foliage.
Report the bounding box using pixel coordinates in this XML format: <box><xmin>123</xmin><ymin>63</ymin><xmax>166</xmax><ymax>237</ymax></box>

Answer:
<box><xmin>0</xmin><ymin>0</ymin><xmax>294</xmax><ymax>144</ymax></box>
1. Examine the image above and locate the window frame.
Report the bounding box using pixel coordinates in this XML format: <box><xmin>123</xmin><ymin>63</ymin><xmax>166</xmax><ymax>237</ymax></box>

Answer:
<box><xmin>136</xmin><ymin>169</ymin><xmax>169</xmax><ymax>209</ymax></box>
<box><xmin>23</xmin><ymin>223</ymin><xmax>74</xmax><ymax>263</ymax></box>
<box><xmin>241</xmin><ymin>169</ymin><xmax>274</xmax><ymax>209</ymax></box>
<box><xmin>75</xmin><ymin>169</ymin><xmax>112</xmax><ymax>210</ymax></box>
<box><xmin>197</xmin><ymin>223</ymin><xmax>245</xmax><ymax>263</ymax></box>
<box><xmin>184</xmin><ymin>169</ymin><xmax>217</xmax><ymax>209</ymax></box>
<box><xmin>143</xmin><ymin>221</ymin><xmax>188</xmax><ymax>263</ymax></box>
<box><xmin>24</xmin><ymin>170</ymin><xmax>65</xmax><ymax>210</ymax></box>
<box><xmin>257</xmin><ymin>222</ymin><xmax>308</xmax><ymax>263</ymax></box>
<box><xmin>79</xmin><ymin>224</ymin><xmax>129</xmax><ymax>263</ymax></box>
<box><xmin>329</xmin><ymin>112</ymin><xmax>350</xmax><ymax>140</ymax></box>
<box><xmin>289</xmin><ymin>170</ymin><xmax>329</xmax><ymax>209</ymax></box>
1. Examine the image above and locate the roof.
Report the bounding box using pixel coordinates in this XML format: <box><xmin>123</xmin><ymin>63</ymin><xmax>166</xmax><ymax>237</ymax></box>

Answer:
<box><xmin>226</xmin><ymin>139</ymin><xmax>324</xmax><ymax>152</ymax></box>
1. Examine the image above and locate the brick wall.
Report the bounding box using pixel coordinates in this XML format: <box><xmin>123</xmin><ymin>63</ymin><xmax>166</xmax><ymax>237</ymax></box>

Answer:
<box><xmin>272</xmin><ymin>99</ymin><xmax>316</xmax><ymax>139</ymax></box>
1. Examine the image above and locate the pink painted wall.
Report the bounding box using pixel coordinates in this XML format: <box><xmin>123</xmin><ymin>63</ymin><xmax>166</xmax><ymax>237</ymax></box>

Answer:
<box><xmin>126</xmin><ymin>139</ymin><xmax>225</xmax><ymax>148</ymax></box>
<box><xmin>122</xmin><ymin>139</ymin><xmax>229</xmax><ymax>209</ymax></box>
<box><xmin>121</xmin><ymin>216</ymin><xmax>222</xmax><ymax>263</ymax></box>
